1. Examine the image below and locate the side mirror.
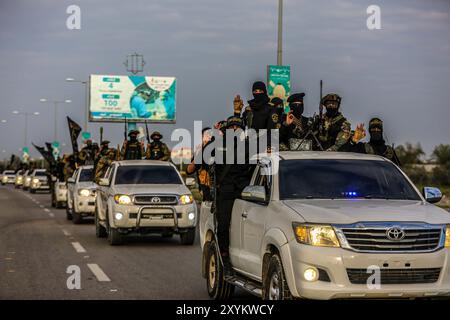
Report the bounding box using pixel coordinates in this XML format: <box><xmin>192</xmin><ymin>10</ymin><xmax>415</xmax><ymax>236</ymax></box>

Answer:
<box><xmin>185</xmin><ymin>177</ymin><xmax>196</xmax><ymax>187</ymax></box>
<box><xmin>67</xmin><ymin>177</ymin><xmax>75</xmax><ymax>184</ymax></box>
<box><xmin>98</xmin><ymin>178</ymin><xmax>109</xmax><ymax>187</ymax></box>
<box><xmin>423</xmin><ymin>187</ymin><xmax>443</xmax><ymax>204</ymax></box>
<box><xmin>241</xmin><ymin>185</ymin><xmax>267</xmax><ymax>204</ymax></box>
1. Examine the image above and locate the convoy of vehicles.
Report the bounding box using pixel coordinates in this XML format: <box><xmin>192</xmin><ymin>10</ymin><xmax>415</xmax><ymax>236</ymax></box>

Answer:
<box><xmin>66</xmin><ymin>165</ymin><xmax>96</xmax><ymax>224</ymax></box>
<box><xmin>96</xmin><ymin>160</ymin><xmax>197</xmax><ymax>245</ymax></box>
<box><xmin>2</xmin><ymin>150</ymin><xmax>449</xmax><ymax>300</ymax></box>
<box><xmin>200</xmin><ymin>151</ymin><xmax>450</xmax><ymax>300</ymax></box>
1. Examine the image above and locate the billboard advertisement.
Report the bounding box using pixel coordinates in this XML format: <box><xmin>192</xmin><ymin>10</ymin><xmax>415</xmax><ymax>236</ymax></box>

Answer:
<box><xmin>89</xmin><ymin>74</ymin><xmax>176</xmax><ymax>123</ymax></box>
<box><xmin>267</xmin><ymin>65</ymin><xmax>291</xmax><ymax>103</ymax></box>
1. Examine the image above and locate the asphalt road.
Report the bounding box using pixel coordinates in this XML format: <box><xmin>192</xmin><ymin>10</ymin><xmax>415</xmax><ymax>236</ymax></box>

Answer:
<box><xmin>0</xmin><ymin>184</ymin><xmax>252</xmax><ymax>300</ymax></box>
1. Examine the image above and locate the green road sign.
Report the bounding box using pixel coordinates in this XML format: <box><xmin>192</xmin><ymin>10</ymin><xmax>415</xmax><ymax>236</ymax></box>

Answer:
<box><xmin>82</xmin><ymin>132</ymin><xmax>91</xmax><ymax>140</ymax></box>
<box><xmin>22</xmin><ymin>147</ymin><xmax>29</xmax><ymax>154</ymax></box>
<box><xmin>267</xmin><ymin>65</ymin><xmax>291</xmax><ymax>103</ymax></box>
<box><xmin>52</xmin><ymin>141</ymin><xmax>60</xmax><ymax>148</ymax></box>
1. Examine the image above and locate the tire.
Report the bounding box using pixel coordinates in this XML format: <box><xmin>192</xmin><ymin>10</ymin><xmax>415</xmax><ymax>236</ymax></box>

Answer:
<box><xmin>108</xmin><ymin>227</ymin><xmax>124</xmax><ymax>245</ymax></box>
<box><xmin>30</xmin><ymin>189</ymin><xmax>35</xmax><ymax>194</ymax></box>
<box><xmin>162</xmin><ymin>232</ymin><xmax>173</xmax><ymax>238</ymax></box>
<box><xmin>95</xmin><ymin>211</ymin><xmax>107</xmax><ymax>238</ymax></box>
<box><xmin>263</xmin><ymin>254</ymin><xmax>293</xmax><ymax>300</ymax></box>
<box><xmin>180</xmin><ymin>228</ymin><xmax>196</xmax><ymax>245</ymax></box>
<box><xmin>56</xmin><ymin>201</ymin><xmax>63</xmax><ymax>209</ymax></box>
<box><xmin>72</xmin><ymin>210</ymin><xmax>83</xmax><ymax>224</ymax></box>
<box><xmin>205</xmin><ymin>240</ymin><xmax>234</xmax><ymax>300</ymax></box>
<box><xmin>65</xmin><ymin>203</ymin><xmax>72</xmax><ymax>220</ymax></box>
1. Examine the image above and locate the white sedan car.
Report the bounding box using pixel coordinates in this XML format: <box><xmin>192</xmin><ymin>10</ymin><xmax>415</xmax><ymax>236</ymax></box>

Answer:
<box><xmin>2</xmin><ymin>170</ymin><xmax>16</xmax><ymax>185</ymax></box>
<box><xmin>29</xmin><ymin>169</ymin><xmax>50</xmax><ymax>193</ymax></box>
<box><xmin>96</xmin><ymin>160</ymin><xmax>197</xmax><ymax>245</ymax></box>
<box><xmin>66</xmin><ymin>165</ymin><xmax>96</xmax><ymax>224</ymax></box>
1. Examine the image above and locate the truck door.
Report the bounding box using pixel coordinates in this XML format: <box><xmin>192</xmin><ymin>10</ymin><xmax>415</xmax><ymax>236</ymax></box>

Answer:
<box><xmin>239</xmin><ymin>162</ymin><xmax>272</xmax><ymax>278</ymax></box>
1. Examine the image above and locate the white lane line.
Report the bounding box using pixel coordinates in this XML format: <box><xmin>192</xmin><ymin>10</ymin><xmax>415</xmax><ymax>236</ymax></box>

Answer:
<box><xmin>39</xmin><ymin>205</ymin><xmax>44</xmax><ymax>208</ymax></box>
<box><xmin>44</xmin><ymin>208</ymin><xmax>50</xmax><ymax>212</ymax></box>
<box><xmin>87</xmin><ymin>264</ymin><xmax>111</xmax><ymax>282</ymax></box>
<box><xmin>71</xmin><ymin>242</ymin><xmax>87</xmax><ymax>253</ymax></box>
<box><xmin>62</xmin><ymin>229</ymin><xmax>71</xmax><ymax>236</ymax></box>
<box><xmin>48</xmin><ymin>213</ymin><xmax>55</xmax><ymax>218</ymax></box>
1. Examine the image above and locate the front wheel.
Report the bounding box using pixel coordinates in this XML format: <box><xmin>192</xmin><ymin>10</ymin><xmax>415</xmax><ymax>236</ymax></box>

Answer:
<box><xmin>180</xmin><ymin>228</ymin><xmax>196</xmax><ymax>245</ymax></box>
<box><xmin>263</xmin><ymin>254</ymin><xmax>293</xmax><ymax>300</ymax></box>
<box><xmin>205</xmin><ymin>240</ymin><xmax>234</xmax><ymax>300</ymax></box>
<box><xmin>108</xmin><ymin>227</ymin><xmax>124</xmax><ymax>245</ymax></box>
<box><xmin>72</xmin><ymin>209</ymin><xmax>82</xmax><ymax>224</ymax></box>
<box><xmin>95</xmin><ymin>211</ymin><xmax>107</xmax><ymax>238</ymax></box>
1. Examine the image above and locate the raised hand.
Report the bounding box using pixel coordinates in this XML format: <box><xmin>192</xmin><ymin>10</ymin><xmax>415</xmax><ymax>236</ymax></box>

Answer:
<box><xmin>352</xmin><ymin>123</ymin><xmax>366</xmax><ymax>143</ymax></box>
<box><xmin>233</xmin><ymin>95</ymin><xmax>244</xmax><ymax>114</ymax></box>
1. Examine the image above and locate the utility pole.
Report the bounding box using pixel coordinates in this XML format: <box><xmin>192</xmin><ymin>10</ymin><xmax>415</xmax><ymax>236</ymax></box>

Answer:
<box><xmin>277</xmin><ymin>0</ymin><xmax>283</xmax><ymax>66</ymax></box>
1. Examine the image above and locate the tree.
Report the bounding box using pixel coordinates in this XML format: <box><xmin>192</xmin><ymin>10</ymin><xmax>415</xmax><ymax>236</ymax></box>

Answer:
<box><xmin>432</xmin><ymin>144</ymin><xmax>450</xmax><ymax>165</ymax></box>
<box><xmin>395</xmin><ymin>143</ymin><xmax>425</xmax><ymax>165</ymax></box>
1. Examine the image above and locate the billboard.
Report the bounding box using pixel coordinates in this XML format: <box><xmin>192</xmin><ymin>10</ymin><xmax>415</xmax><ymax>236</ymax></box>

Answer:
<box><xmin>267</xmin><ymin>65</ymin><xmax>291</xmax><ymax>102</ymax></box>
<box><xmin>89</xmin><ymin>74</ymin><xmax>176</xmax><ymax>123</ymax></box>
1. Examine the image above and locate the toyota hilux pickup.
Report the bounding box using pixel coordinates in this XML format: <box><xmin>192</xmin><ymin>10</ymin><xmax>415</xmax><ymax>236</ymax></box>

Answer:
<box><xmin>66</xmin><ymin>165</ymin><xmax>96</xmax><ymax>224</ymax></box>
<box><xmin>2</xmin><ymin>170</ymin><xmax>16</xmax><ymax>185</ymax></box>
<box><xmin>29</xmin><ymin>169</ymin><xmax>50</xmax><ymax>193</ymax></box>
<box><xmin>200</xmin><ymin>151</ymin><xmax>450</xmax><ymax>300</ymax></box>
<box><xmin>96</xmin><ymin>160</ymin><xmax>197</xmax><ymax>245</ymax></box>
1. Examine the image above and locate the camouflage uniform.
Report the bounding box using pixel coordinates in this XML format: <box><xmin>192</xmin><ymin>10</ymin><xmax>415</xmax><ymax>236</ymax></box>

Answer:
<box><xmin>121</xmin><ymin>130</ymin><xmax>144</xmax><ymax>160</ymax></box>
<box><xmin>145</xmin><ymin>131</ymin><xmax>171</xmax><ymax>161</ymax></box>
<box><xmin>94</xmin><ymin>149</ymin><xmax>116</xmax><ymax>183</ymax></box>
<box><xmin>316</xmin><ymin>93</ymin><xmax>352</xmax><ymax>151</ymax></box>
<box><xmin>343</xmin><ymin>118</ymin><xmax>400</xmax><ymax>165</ymax></box>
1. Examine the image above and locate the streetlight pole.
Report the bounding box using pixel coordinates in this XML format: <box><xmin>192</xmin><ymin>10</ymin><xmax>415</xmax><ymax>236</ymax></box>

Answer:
<box><xmin>12</xmin><ymin>110</ymin><xmax>40</xmax><ymax>147</ymax></box>
<box><xmin>66</xmin><ymin>77</ymin><xmax>89</xmax><ymax>132</ymax></box>
<box><xmin>277</xmin><ymin>0</ymin><xmax>283</xmax><ymax>66</ymax></box>
<box><xmin>39</xmin><ymin>98</ymin><xmax>71</xmax><ymax>142</ymax></box>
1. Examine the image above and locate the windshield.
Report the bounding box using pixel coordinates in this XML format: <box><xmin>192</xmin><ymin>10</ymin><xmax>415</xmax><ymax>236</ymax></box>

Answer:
<box><xmin>4</xmin><ymin>171</ymin><xmax>14</xmax><ymax>175</ymax></box>
<box><xmin>79</xmin><ymin>169</ymin><xmax>93</xmax><ymax>182</ymax></box>
<box><xmin>34</xmin><ymin>171</ymin><xmax>46</xmax><ymax>176</ymax></box>
<box><xmin>114</xmin><ymin>165</ymin><xmax>182</xmax><ymax>185</ymax></box>
<box><xmin>279</xmin><ymin>159</ymin><xmax>421</xmax><ymax>200</ymax></box>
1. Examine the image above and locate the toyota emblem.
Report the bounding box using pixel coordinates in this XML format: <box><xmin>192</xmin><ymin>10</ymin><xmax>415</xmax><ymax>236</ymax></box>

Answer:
<box><xmin>151</xmin><ymin>197</ymin><xmax>161</xmax><ymax>203</ymax></box>
<box><xmin>386</xmin><ymin>227</ymin><xmax>405</xmax><ymax>241</ymax></box>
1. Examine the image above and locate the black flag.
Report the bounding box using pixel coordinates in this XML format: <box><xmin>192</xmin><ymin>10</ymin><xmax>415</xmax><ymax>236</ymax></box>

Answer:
<box><xmin>67</xmin><ymin>116</ymin><xmax>82</xmax><ymax>154</ymax></box>
<box><xmin>33</xmin><ymin>143</ymin><xmax>55</xmax><ymax>166</ymax></box>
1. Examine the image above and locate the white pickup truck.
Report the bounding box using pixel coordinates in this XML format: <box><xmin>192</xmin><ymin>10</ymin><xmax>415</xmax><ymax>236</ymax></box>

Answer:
<box><xmin>200</xmin><ymin>151</ymin><xmax>450</xmax><ymax>300</ymax></box>
<box><xmin>96</xmin><ymin>160</ymin><xmax>197</xmax><ymax>245</ymax></box>
<box><xmin>66</xmin><ymin>165</ymin><xmax>96</xmax><ymax>223</ymax></box>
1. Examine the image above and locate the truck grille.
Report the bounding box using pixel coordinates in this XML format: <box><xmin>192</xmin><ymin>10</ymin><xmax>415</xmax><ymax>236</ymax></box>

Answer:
<box><xmin>133</xmin><ymin>195</ymin><xmax>177</xmax><ymax>205</ymax></box>
<box><xmin>340</xmin><ymin>227</ymin><xmax>442</xmax><ymax>252</ymax></box>
<box><xmin>347</xmin><ymin>268</ymin><xmax>441</xmax><ymax>284</ymax></box>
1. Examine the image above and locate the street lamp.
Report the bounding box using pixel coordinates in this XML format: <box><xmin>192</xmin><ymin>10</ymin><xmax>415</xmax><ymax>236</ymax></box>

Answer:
<box><xmin>66</xmin><ymin>77</ymin><xmax>89</xmax><ymax>132</ymax></box>
<box><xmin>1</xmin><ymin>119</ymin><xmax>6</xmax><ymax>123</ymax></box>
<box><xmin>39</xmin><ymin>98</ymin><xmax>71</xmax><ymax>142</ymax></box>
<box><xmin>12</xmin><ymin>110</ymin><xmax>40</xmax><ymax>147</ymax></box>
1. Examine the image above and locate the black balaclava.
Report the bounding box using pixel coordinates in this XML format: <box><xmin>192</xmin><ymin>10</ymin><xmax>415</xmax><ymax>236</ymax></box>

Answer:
<box><xmin>251</xmin><ymin>81</ymin><xmax>268</xmax><ymax>104</ymax></box>
<box><xmin>287</xmin><ymin>93</ymin><xmax>305</xmax><ymax>118</ymax></box>
<box><xmin>325</xmin><ymin>103</ymin><xmax>339</xmax><ymax>118</ymax></box>
<box><xmin>369</xmin><ymin>118</ymin><xmax>384</xmax><ymax>144</ymax></box>
<box><xmin>129</xmin><ymin>134</ymin><xmax>137</xmax><ymax>143</ymax></box>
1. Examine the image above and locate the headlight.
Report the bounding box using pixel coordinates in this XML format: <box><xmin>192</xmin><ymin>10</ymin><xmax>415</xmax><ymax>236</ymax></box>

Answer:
<box><xmin>78</xmin><ymin>189</ymin><xmax>90</xmax><ymax>197</ymax></box>
<box><xmin>114</xmin><ymin>212</ymin><xmax>124</xmax><ymax>220</ymax></box>
<box><xmin>179</xmin><ymin>194</ymin><xmax>194</xmax><ymax>205</ymax></box>
<box><xmin>188</xmin><ymin>212</ymin><xmax>196</xmax><ymax>220</ymax></box>
<box><xmin>32</xmin><ymin>178</ymin><xmax>39</xmax><ymax>184</ymax></box>
<box><xmin>26</xmin><ymin>177</ymin><xmax>31</xmax><ymax>182</ymax></box>
<box><xmin>445</xmin><ymin>227</ymin><xmax>450</xmax><ymax>248</ymax></box>
<box><xmin>293</xmin><ymin>223</ymin><xmax>340</xmax><ymax>247</ymax></box>
<box><xmin>114</xmin><ymin>194</ymin><xmax>132</xmax><ymax>205</ymax></box>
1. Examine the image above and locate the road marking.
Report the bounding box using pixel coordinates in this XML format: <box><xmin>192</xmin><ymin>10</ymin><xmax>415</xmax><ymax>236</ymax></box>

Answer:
<box><xmin>83</xmin><ymin>255</ymin><xmax>90</xmax><ymax>259</ymax></box>
<box><xmin>7</xmin><ymin>270</ymin><xmax>15</xmax><ymax>273</ymax></box>
<box><xmin>62</xmin><ymin>229</ymin><xmax>71</xmax><ymax>236</ymax></box>
<box><xmin>5</xmin><ymin>257</ymin><xmax>13</xmax><ymax>261</ymax></box>
<box><xmin>48</xmin><ymin>213</ymin><xmax>55</xmax><ymax>218</ymax></box>
<box><xmin>71</xmin><ymin>242</ymin><xmax>87</xmax><ymax>253</ymax></box>
<box><xmin>44</xmin><ymin>208</ymin><xmax>50</xmax><ymax>212</ymax></box>
<box><xmin>39</xmin><ymin>205</ymin><xmax>44</xmax><ymax>208</ymax></box>
<box><xmin>87</xmin><ymin>264</ymin><xmax>111</xmax><ymax>282</ymax></box>
<box><xmin>110</xmin><ymin>289</ymin><xmax>118</xmax><ymax>292</ymax></box>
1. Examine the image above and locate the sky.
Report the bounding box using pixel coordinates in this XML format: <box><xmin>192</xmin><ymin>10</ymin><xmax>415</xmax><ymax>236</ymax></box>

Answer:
<box><xmin>0</xmin><ymin>0</ymin><xmax>449</xmax><ymax>159</ymax></box>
